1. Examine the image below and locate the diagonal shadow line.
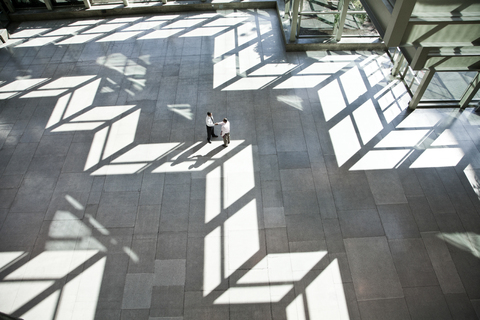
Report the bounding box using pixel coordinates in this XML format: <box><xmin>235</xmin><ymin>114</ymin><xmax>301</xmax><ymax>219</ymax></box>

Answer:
<box><xmin>9</xmin><ymin>251</ymin><xmax>105</xmax><ymax>319</ymax></box>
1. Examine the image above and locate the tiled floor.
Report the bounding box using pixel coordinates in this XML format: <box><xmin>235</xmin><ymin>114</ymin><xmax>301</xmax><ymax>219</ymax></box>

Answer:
<box><xmin>1</xmin><ymin>8</ymin><xmax>480</xmax><ymax>320</ymax></box>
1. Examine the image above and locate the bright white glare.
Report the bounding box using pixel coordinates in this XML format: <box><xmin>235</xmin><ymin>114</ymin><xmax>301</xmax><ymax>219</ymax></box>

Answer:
<box><xmin>238</xmin><ymin>43</ymin><xmax>262</xmax><ymax>75</ymax></box>
<box><xmin>55</xmin><ymin>256</ymin><xmax>105</xmax><ymax>320</ymax></box>
<box><xmin>383</xmin><ymin>103</ymin><xmax>403</xmax><ymax>124</ymax></box>
<box><xmin>168</xmin><ymin>104</ymin><xmax>193</xmax><ymax>120</ymax></box>
<box><xmin>96</xmin><ymin>31</ymin><xmax>141</xmax><ymax>42</ymax></box>
<box><xmin>224</xmin><ymin>200</ymin><xmax>259</xmax><ymax>277</ymax></box>
<box><xmin>274</xmin><ymin>75</ymin><xmax>328</xmax><ymax>89</ymax></box>
<box><xmin>287</xmin><ymin>294</ymin><xmax>306</xmax><ymax>320</ymax></box>
<box><xmin>43</xmin><ymin>26</ymin><xmax>88</xmax><ymax>36</ymax></box>
<box><xmin>350</xmin><ymin>149</ymin><xmax>410</xmax><ymax>170</ymax></box>
<box><xmin>181</xmin><ymin>27</ymin><xmax>228</xmax><ymax>37</ymax></box>
<box><xmin>123</xmin><ymin>247</ymin><xmax>139</xmax><ymax>262</ymax></box>
<box><xmin>205</xmin><ymin>167</ymin><xmax>222</xmax><ymax>223</ymax></box>
<box><xmin>299</xmin><ymin>62</ymin><xmax>349</xmax><ymax>75</ymax></box>
<box><xmin>15</xmin><ymin>36</ymin><xmax>63</xmax><ymax>47</ymax></box>
<box><xmin>397</xmin><ymin>109</ymin><xmax>445</xmax><ymax>128</ymax></box>
<box><xmin>52</xmin><ymin>122</ymin><xmax>104</xmax><ymax>132</ymax></box>
<box><xmin>138</xmin><ymin>29</ymin><xmax>184</xmax><ymax>40</ymax></box>
<box><xmin>329</xmin><ymin>116</ymin><xmax>361</xmax><ymax>167</ymax></box>
<box><xmin>152</xmin><ymin>160</ymin><xmax>215</xmax><ymax>173</ymax></box>
<box><xmin>353</xmin><ymin>99</ymin><xmax>383</xmax><ymax>145</ymax></box>
<box><xmin>204</xmin><ymin>227</ymin><xmax>222</xmax><ymax>296</ymax></box>
<box><xmin>85</xmin><ymin>127</ymin><xmax>109</xmax><ymax>170</ymax></box>
<box><xmin>277</xmin><ymin>95</ymin><xmax>303</xmax><ymax>111</ymax></box>
<box><xmin>258</xmin><ymin>20</ymin><xmax>272</xmax><ymax>35</ymax></box>
<box><xmin>306</xmin><ymin>259</ymin><xmax>349</xmax><ymax>320</ymax></box>
<box><xmin>65</xmin><ymin>194</ymin><xmax>85</xmax><ymax>210</ymax></box>
<box><xmin>0</xmin><ymin>252</ymin><xmax>24</xmax><ymax>271</ymax></box>
<box><xmin>0</xmin><ymin>78</ymin><xmax>48</xmax><ymax>92</ymax></box>
<box><xmin>85</xmin><ymin>214</ymin><xmax>109</xmax><ymax>234</ymax></box>
<box><xmin>367</xmin><ymin>68</ymin><xmax>387</xmax><ymax>87</ymax></box>
<box><xmin>82</xmin><ymin>23</ymin><xmax>127</xmax><ymax>34</ymax></box>
<box><xmin>170</xmin><ymin>142</ymin><xmax>201</xmax><ymax>161</ymax></box>
<box><xmin>20</xmin><ymin>89</ymin><xmax>68</xmax><ymax>98</ymax></box>
<box><xmin>319</xmin><ymin>79</ymin><xmax>346</xmax><ymax>121</ymax></box>
<box><xmin>146</xmin><ymin>15</ymin><xmax>180</xmax><ymax>21</ymax></box>
<box><xmin>56</xmin><ymin>34</ymin><xmax>100</xmax><ymax>45</ymax></box>
<box><xmin>214</xmin><ymin>29</ymin><xmax>235</xmax><ymax>58</ymax></box>
<box><xmin>223</xmin><ymin>77</ymin><xmax>275</xmax><ymax>91</ymax></box>
<box><xmin>340</xmin><ymin>66</ymin><xmax>367</xmax><ymax>104</ymax></box>
<box><xmin>237</xmin><ymin>22</ymin><xmax>258</xmax><ymax>46</ymax></box>
<box><xmin>238</xmin><ymin>251</ymin><xmax>326</xmax><ymax>284</ymax></box>
<box><xmin>374</xmin><ymin>80</ymin><xmax>401</xmax><ymax>100</ymax></box>
<box><xmin>64</xmin><ymin>79</ymin><xmax>101</xmax><ymax>118</ymax></box>
<box><xmin>188</xmin><ymin>140</ymin><xmax>244</xmax><ymax>160</ymax></box>
<box><xmin>0</xmin><ymin>92</ymin><xmax>18</xmax><ymax>99</ymax></box>
<box><xmin>91</xmin><ymin>163</ymin><xmax>147</xmax><ymax>175</ymax></box>
<box><xmin>10</xmin><ymin>28</ymin><xmax>51</xmax><ymax>38</ymax></box>
<box><xmin>123</xmin><ymin>21</ymin><xmax>166</xmax><ymax>31</ymax></box>
<box><xmin>187</xmin><ymin>12</ymin><xmax>219</xmax><ymax>19</ymax></box>
<box><xmin>410</xmin><ymin>148</ymin><xmax>465</xmax><ymax>168</ymax></box>
<box><xmin>319</xmin><ymin>54</ymin><xmax>361</xmax><ymax>62</ymax></box>
<box><xmin>377</xmin><ymin>90</ymin><xmax>395</xmax><ymax>111</ymax></box>
<box><xmin>41</xmin><ymin>76</ymin><xmax>96</xmax><ymax>90</ymax></box>
<box><xmin>223</xmin><ymin>145</ymin><xmax>255</xmax><ymax>208</ymax></box>
<box><xmin>215</xmin><ymin>285</ymin><xmax>293</xmax><ymax>304</ymax></box>
<box><xmin>375</xmin><ymin>130</ymin><xmax>430</xmax><ymax>148</ymax></box>
<box><xmin>250</xmin><ymin>63</ymin><xmax>297</xmax><ymax>76</ymax></box>
<box><xmin>49</xmin><ymin>218</ymin><xmax>91</xmax><ymax>239</ymax></box>
<box><xmin>204</xmin><ymin>17</ymin><xmax>248</xmax><ymax>27</ymax></box>
<box><xmin>6</xmin><ymin>250</ymin><xmax>98</xmax><ymax>280</ymax></box>
<box><xmin>0</xmin><ymin>281</ymin><xmax>55</xmax><ymax>315</ymax></box>
<box><xmin>440</xmin><ymin>232</ymin><xmax>480</xmax><ymax>258</ymax></box>
<box><xmin>164</xmin><ymin>19</ymin><xmax>206</xmax><ymax>29</ymax></box>
<box><xmin>112</xmin><ymin>143</ymin><xmax>180</xmax><ymax>163</ymax></box>
<box><xmin>73</xmin><ymin>105</ymin><xmax>136</xmax><ymax>122</ymax></box>
<box><xmin>20</xmin><ymin>288</ymin><xmax>59</xmax><ymax>320</ymax></box>
<box><xmin>69</xmin><ymin>19</ymin><xmax>104</xmax><ymax>26</ymax></box>
<box><xmin>214</xmin><ymin>55</ymin><xmax>237</xmax><ymax>89</ymax></box>
<box><xmin>431</xmin><ymin>129</ymin><xmax>459</xmax><ymax>146</ymax></box>
<box><xmin>107</xmin><ymin>17</ymin><xmax>142</xmax><ymax>23</ymax></box>
<box><xmin>103</xmin><ymin>110</ymin><xmax>141</xmax><ymax>159</ymax></box>
<box><xmin>464</xmin><ymin>164</ymin><xmax>480</xmax><ymax>200</ymax></box>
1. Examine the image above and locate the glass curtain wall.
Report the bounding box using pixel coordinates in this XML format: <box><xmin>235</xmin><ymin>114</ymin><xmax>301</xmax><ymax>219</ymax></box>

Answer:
<box><xmin>289</xmin><ymin>0</ymin><xmax>379</xmax><ymax>39</ymax></box>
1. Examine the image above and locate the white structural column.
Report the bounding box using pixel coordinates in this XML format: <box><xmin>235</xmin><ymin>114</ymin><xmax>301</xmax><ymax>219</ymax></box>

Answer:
<box><xmin>408</xmin><ymin>68</ymin><xmax>435</xmax><ymax>110</ymax></box>
<box><xmin>289</xmin><ymin>0</ymin><xmax>302</xmax><ymax>42</ymax></box>
<box><xmin>383</xmin><ymin>0</ymin><xmax>415</xmax><ymax>47</ymax></box>
<box><xmin>44</xmin><ymin>0</ymin><xmax>53</xmax><ymax>10</ymax></box>
<box><xmin>2</xmin><ymin>0</ymin><xmax>15</xmax><ymax>12</ymax></box>
<box><xmin>391</xmin><ymin>52</ymin><xmax>405</xmax><ymax>77</ymax></box>
<box><xmin>83</xmin><ymin>0</ymin><xmax>91</xmax><ymax>9</ymax></box>
<box><xmin>460</xmin><ymin>72</ymin><xmax>480</xmax><ymax>110</ymax></box>
<box><xmin>334</xmin><ymin>0</ymin><xmax>350</xmax><ymax>41</ymax></box>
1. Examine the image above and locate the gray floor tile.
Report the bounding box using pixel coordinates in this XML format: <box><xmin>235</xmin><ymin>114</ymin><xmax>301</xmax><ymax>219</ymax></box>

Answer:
<box><xmin>122</xmin><ymin>273</ymin><xmax>154</xmax><ymax>309</ymax></box>
<box><xmin>154</xmin><ymin>259</ymin><xmax>186</xmax><ymax>286</ymax></box>
<box><xmin>338</xmin><ymin>209</ymin><xmax>385</xmax><ymax>238</ymax></box>
<box><xmin>444</xmin><ymin>293</ymin><xmax>479</xmax><ymax>320</ymax></box>
<box><xmin>97</xmin><ymin>192</ymin><xmax>139</xmax><ymax>228</ymax></box>
<box><xmin>277</xmin><ymin>151</ymin><xmax>311</xmax><ymax>169</ymax></box>
<box><xmin>377</xmin><ymin>204</ymin><xmax>420</xmax><ymax>239</ymax></box>
<box><xmin>366</xmin><ymin>170</ymin><xmax>407</xmax><ymax>205</ymax></box>
<box><xmin>150</xmin><ymin>286</ymin><xmax>185</xmax><ymax>317</ymax></box>
<box><xmin>283</xmin><ymin>189</ymin><xmax>319</xmax><ymax>215</ymax></box>
<box><xmin>345</xmin><ymin>237</ymin><xmax>403</xmax><ymax>301</ymax></box>
<box><xmin>358</xmin><ymin>298</ymin><xmax>411</xmax><ymax>320</ymax></box>
<box><xmin>280</xmin><ymin>168</ymin><xmax>315</xmax><ymax>191</ymax></box>
<box><xmin>128</xmin><ymin>236</ymin><xmax>157</xmax><ymax>273</ymax></box>
<box><xmin>263</xmin><ymin>207</ymin><xmax>286</xmax><ymax>228</ymax></box>
<box><xmin>389</xmin><ymin>238</ymin><xmax>439</xmax><ymax>288</ymax></box>
<box><xmin>329</xmin><ymin>172</ymin><xmax>377</xmax><ymax>211</ymax></box>
<box><xmin>404</xmin><ymin>286</ymin><xmax>453</xmax><ymax>320</ymax></box>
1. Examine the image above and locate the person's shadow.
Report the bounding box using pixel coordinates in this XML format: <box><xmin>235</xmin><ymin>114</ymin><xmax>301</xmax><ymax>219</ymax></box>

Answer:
<box><xmin>188</xmin><ymin>143</ymin><xmax>225</xmax><ymax>169</ymax></box>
